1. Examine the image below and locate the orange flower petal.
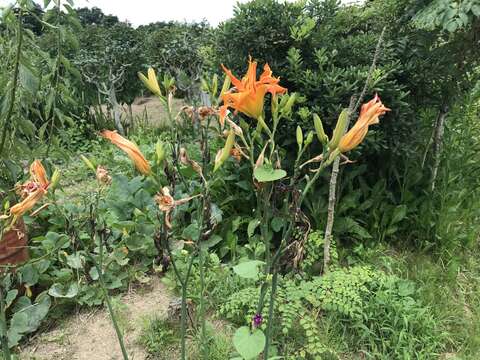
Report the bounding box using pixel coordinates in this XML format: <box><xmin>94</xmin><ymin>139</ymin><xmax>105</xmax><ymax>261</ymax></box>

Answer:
<box><xmin>30</xmin><ymin>160</ymin><xmax>49</xmax><ymax>188</ymax></box>
<box><xmin>101</xmin><ymin>130</ymin><xmax>151</xmax><ymax>175</ymax></box>
<box><xmin>10</xmin><ymin>188</ymin><xmax>47</xmax><ymax>217</ymax></box>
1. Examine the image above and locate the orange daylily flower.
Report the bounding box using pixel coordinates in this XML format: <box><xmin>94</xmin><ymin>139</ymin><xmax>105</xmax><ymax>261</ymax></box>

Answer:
<box><xmin>30</xmin><ymin>160</ymin><xmax>49</xmax><ymax>188</ymax></box>
<box><xmin>100</xmin><ymin>130</ymin><xmax>151</xmax><ymax>175</ymax></box>
<box><xmin>338</xmin><ymin>95</ymin><xmax>390</xmax><ymax>153</ymax></box>
<box><xmin>219</xmin><ymin>58</ymin><xmax>287</xmax><ymax>126</ymax></box>
<box><xmin>10</xmin><ymin>188</ymin><xmax>47</xmax><ymax>217</ymax></box>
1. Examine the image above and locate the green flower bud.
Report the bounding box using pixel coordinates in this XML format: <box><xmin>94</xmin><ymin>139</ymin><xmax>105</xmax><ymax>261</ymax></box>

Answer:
<box><xmin>219</xmin><ymin>75</ymin><xmax>232</xmax><ymax>99</ymax></box>
<box><xmin>211</xmin><ymin>74</ymin><xmax>218</xmax><ymax>97</ymax></box>
<box><xmin>214</xmin><ymin>130</ymin><xmax>235</xmax><ymax>172</ymax></box>
<box><xmin>328</xmin><ymin>108</ymin><xmax>349</xmax><ymax>150</ymax></box>
<box><xmin>155</xmin><ymin>141</ymin><xmax>165</xmax><ymax>165</ymax></box>
<box><xmin>305</xmin><ymin>131</ymin><xmax>314</xmax><ymax>146</ymax></box>
<box><xmin>80</xmin><ymin>155</ymin><xmax>96</xmax><ymax>173</ymax></box>
<box><xmin>50</xmin><ymin>169</ymin><xmax>61</xmax><ymax>191</ymax></box>
<box><xmin>296</xmin><ymin>126</ymin><xmax>303</xmax><ymax>149</ymax></box>
<box><xmin>282</xmin><ymin>93</ymin><xmax>297</xmax><ymax>115</ymax></box>
<box><xmin>313</xmin><ymin>113</ymin><xmax>328</xmax><ymax>144</ymax></box>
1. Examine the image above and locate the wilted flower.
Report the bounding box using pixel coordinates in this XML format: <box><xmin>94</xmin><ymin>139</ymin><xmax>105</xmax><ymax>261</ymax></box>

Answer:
<box><xmin>198</xmin><ymin>106</ymin><xmax>216</xmax><ymax>119</ymax></box>
<box><xmin>230</xmin><ymin>148</ymin><xmax>242</xmax><ymax>162</ymax></box>
<box><xmin>155</xmin><ymin>187</ymin><xmax>200</xmax><ymax>229</ymax></box>
<box><xmin>155</xmin><ymin>187</ymin><xmax>175</xmax><ymax>212</ymax></box>
<box><xmin>11</xmin><ymin>160</ymin><xmax>50</xmax><ymax>217</ymax></box>
<box><xmin>338</xmin><ymin>95</ymin><xmax>390</xmax><ymax>153</ymax></box>
<box><xmin>179</xmin><ymin>148</ymin><xmax>203</xmax><ymax>176</ymax></box>
<box><xmin>96</xmin><ymin>166</ymin><xmax>112</xmax><ymax>185</ymax></box>
<box><xmin>138</xmin><ymin>68</ymin><xmax>162</xmax><ymax>96</ymax></box>
<box><xmin>100</xmin><ymin>130</ymin><xmax>151</xmax><ymax>175</ymax></box>
<box><xmin>181</xmin><ymin>106</ymin><xmax>195</xmax><ymax>122</ymax></box>
<box><xmin>219</xmin><ymin>58</ymin><xmax>287</xmax><ymax>124</ymax></box>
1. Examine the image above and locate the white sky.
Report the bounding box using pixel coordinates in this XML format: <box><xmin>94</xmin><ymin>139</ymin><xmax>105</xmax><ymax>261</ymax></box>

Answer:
<box><xmin>0</xmin><ymin>0</ymin><xmax>361</xmax><ymax>27</ymax></box>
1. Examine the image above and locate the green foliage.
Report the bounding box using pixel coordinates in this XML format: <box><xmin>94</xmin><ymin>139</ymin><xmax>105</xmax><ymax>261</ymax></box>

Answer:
<box><xmin>220</xmin><ymin>266</ymin><xmax>444</xmax><ymax>358</ymax></box>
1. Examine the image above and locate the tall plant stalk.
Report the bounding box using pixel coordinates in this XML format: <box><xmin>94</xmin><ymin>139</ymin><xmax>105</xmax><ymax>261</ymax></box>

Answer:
<box><xmin>90</xmin><ymin>222</ymin><xmax>129</xmax><ymax>360</ymax></box>
<box><xmin>0</xmin><ymin>9</ymin><xmax>23</xmax><ymax>156</ymax></box>
<box><xmin>323</xmin><ymin>27</ymin><xmax>386</xmax><ymax>273</ymax></box>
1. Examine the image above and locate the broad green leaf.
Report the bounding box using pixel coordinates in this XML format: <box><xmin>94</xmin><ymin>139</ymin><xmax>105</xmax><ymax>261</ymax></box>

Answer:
<box><xmin>247</xmin><ymin>219</ymin><xmax>260</xmax><ymax>238</ymax></box>
<box><xmin>48</xmin><ymin>283</ymin><xmax>78</xmax><ymax>298</ymax></box>
<box><xmin>233</xmin><ymin>260</ymin><xmax>265</xmax><ymax>279</ymax></box>
<box><xmin>182</xmin><ymin>223</ymin><xmax>200</xmax><ymax>241</ymax></box>
<box><xmin>8</xmin><ymin>294</ymin><xmax>50</xmax><ymax>347</ymax></box>
<box><xmin>5</xmin><ymin>290</ymin><xmax>18</xmax><ymax>309</ymax></box>
<box><xmin>66</xmin><ymin>253</ymin><xmax>83</xmax><ymax>269</ymax></box>
<box><xmin>233</xmin><ymin>326</ymin><xmax>266</xmax><ymax>360</ymax></box>
<box><xmin>253</xmin><ymin>165</ymin><xmax>286</xmax><ymax>182</ymax></box>
<box><xmin>271</xmin><ymin>217</ymin><xmax>285</xmax><ymax>232</ymax></box>
<box><xmin>89</xmin><ymin>267</ymin><xmax>99</xmax><ymax>281</ymax></box>
<box><xmin>201</xmin><ymin>234</ymin><xmax>223</xmax><ymax>249</ymax></box>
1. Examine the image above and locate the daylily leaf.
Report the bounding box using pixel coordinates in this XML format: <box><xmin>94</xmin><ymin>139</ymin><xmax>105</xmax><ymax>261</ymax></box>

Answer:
<box><xmin>254</xmin><ymin>165</ymin><xmax>286</xmax><ymax>182</ymax></box>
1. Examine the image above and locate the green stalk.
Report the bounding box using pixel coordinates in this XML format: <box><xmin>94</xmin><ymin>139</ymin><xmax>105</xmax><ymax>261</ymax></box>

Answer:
<box><xmin>263</xmin><ymin>270</ymin><xmax>278</xmax><ymax>360</ymax></box>
<box><xmin>82</xmin><ymin>195</ymin><xmax>129</xmax><ymax>360</ymax></box>
<box><xmin>0</xmin><ymin>9</ymin><xmax>23</xmax><ymax>156</ymax></box>
<box><xmin>0</xmin><ymin>283</ymin><xmax>11</xmax><ymax>360</ymax></box>
<box><xmin>163</xmin><ymin>221</ymin><xmax>195</xmax><ymax>360</ymax></box>
<box><xmin>94</xmin><ymin>243</ymin><xmax>129</xmax><ymax>360</ymax></box>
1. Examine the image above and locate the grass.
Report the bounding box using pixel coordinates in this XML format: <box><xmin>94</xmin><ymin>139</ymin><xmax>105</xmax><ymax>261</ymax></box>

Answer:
<box><xmin>351</xmin><ymin>243</ymin><xmax>480</xmax><ymax>359</ymax></box>
<box><xmin>138</xmin><ymin>317</ymin><xmax>234</xmax><ymax>360</ymax></box>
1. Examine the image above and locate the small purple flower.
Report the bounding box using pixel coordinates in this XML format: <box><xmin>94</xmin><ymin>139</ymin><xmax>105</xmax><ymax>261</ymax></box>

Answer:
<box><xmin>252</xmin><ymin>313</ymin><xmax>263</xmax><ymax>328</ymax></box>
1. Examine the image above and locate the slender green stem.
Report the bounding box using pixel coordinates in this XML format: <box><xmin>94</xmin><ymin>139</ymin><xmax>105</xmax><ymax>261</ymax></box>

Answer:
<box><xmin>94</xmin><ymin>240</ymin><xmax>129</xmax><ymax>360</ymax></box>
<box><xmin>0</xmin><ymin>283</ymin><xmax>12</xmax><ymax>360</ymax></box>
<box><xmin>0</xmin><ymin>9</ymin><xmax>23</xmax><ymax>156</ymax></box>
<box><xmin>263</xmin><ymin>270</ymin><xmax>278</xmax><ymax>360</ymax></box>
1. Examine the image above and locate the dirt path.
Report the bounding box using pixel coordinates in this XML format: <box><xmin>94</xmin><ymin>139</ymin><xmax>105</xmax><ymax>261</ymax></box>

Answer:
<box><xmin>20</xmin><ymin>276</ymin><xmax>172</xmax><ymax>360</ymax></box>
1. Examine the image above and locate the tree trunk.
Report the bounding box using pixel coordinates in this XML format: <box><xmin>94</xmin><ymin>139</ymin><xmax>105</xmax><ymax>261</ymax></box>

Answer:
<box><xmin>109</xmin><ymin>85</ymin><xmax>124</xmax><ymax>135</ymax></box>
<box><xmin>128</xmin><ymin>103</ymin><xmax>134</xmax><ymax>132</ymax></box>
<box><xmin>430</xmin><ymin>104</ymin><xmax>448</xmax><ymax>192</ymax></box>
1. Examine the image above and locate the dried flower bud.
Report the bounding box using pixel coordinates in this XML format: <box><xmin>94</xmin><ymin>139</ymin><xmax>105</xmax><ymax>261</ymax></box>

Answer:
<box><xmin>96</xmin><ymin>166</ymin><xmax>112</xmax><ymax>185</ymax></box>
<box><xmin>226</xmin><ymin>118</ymin><xmax>243</xmax><ymax>136</ymax></box>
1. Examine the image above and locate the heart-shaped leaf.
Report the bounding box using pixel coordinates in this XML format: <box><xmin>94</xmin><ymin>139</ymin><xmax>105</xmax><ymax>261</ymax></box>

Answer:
<box><xmin>253</xmin><ymin>165</ymin><xmax>286</xmax><ymax>182</ymax></box>
<box><xmin>233</xmin><ymin>326</ymin><xmax>266</xmax><ymax>360</ymax></box>
<box><xmin>233</xmin><ymin>260</ymin><xmax>265</xmax><ymax>279</ymax></box>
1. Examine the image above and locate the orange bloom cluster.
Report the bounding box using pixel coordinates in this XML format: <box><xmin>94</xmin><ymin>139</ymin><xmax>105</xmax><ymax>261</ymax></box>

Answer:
<box><xmin>219</xmin><ymin>58</ymin><xmax>286</xmax><ymax>126</ymax></box>
<box><xmin>100</xmin><ymin>130</ymin><xmax>151</xmax><ymax>175</ymax></box>
<box><xmin>339</xmin><ymin>95</ymin><xmax>390</xmax><ymax>153</ymax></box>
<box><xmin>10</xmin><ymin>160</ymin><xmax>50</xmax><ymax>217</ymax></box>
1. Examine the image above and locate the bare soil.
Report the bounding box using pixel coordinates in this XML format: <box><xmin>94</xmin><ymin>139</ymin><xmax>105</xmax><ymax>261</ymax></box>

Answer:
<box><xmin>20</xmin><ymin>276</ymin><xmax>172</xmax><ymax>360</ymax></box>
